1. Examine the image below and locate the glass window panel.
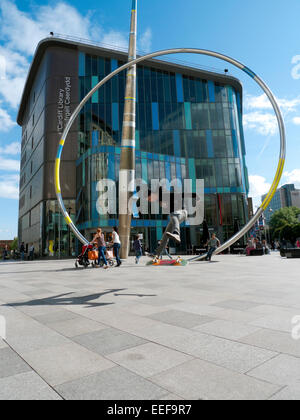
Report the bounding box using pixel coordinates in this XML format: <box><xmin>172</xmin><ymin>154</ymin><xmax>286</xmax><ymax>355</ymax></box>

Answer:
<box><xmin>153</xmin><ymin>161</ymin><xmax>159</xmax><ymax>179</ymax></box>
<box><xmin>191</xmin><ymin>103</ymin><xmax>210</xmax><ymax>129</ymax></box>
<box><xmin>98</xmin><ymin>57</ymin><xmax>105</xmax><ymax>77</ymax></box>
<box><xmin>159</xmin><ymin>161</ymin><xmax>165</xmax><ymax>179</ymax></box>
<box><xmin>157</xmin><ymin>70</ymin><xmax>164</xmax><ymax>103</ymax></box>
<box><xmin>212</xmin><ymin>130</ymin><xmax>227</xmax><ymax>158</ymax></box>
<box><xmin>189</xmin><ymin>77</ymin><xmax>196</xmax><ymax>103</ymax></box>
<box><xmin>170</xmin><ymin>73</ymin><xmax>177</xmax><ymax>103</ymax></box>
<box><xmin>163</xmin><ymin>72</ymin><xmax>171</xmax><ymax>103</ymax></box>
<box><xmin>151</xmin><ymin>69</ymin><xmax>158</xmax><ymax>102</ymax></box>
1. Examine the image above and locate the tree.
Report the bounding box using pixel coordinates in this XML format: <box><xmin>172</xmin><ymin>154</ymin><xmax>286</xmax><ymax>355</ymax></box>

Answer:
<box><xmin>10</xmin><ymin>237</ymin><xmax>18</xmax><ymax>251</ymax></box>
<box><xmin>293</xmin><ymin>224</ymin><xmax>300</xmax><ymax>240</ymax></box>
<box><xmin>270</xmin><ymin>207</ymin><xmax>300</xmax><ymax>232</ymax></box>
<box><xmin>279</xmin><ymin>224</ymin><xmax>295</xmax><ymax>243</ymax></box>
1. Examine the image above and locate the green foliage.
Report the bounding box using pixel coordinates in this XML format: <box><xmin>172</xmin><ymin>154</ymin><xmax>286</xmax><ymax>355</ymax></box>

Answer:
<box><xmin>269</xmin><ymin>207</ymin><xmax>300</xmax><ymax>242</ymax></box>
<box><xmin>279</xmin><ymin>224</ymin><xmax>295</xmax><ymax>242</ymax></box>
<box><xmin>10</xmin><ymin>237</ymin><xmax>18</xmax><ymax>251</ymax></box>
<box><xmin>293</xmin><ymin>224</ymin><xmax>300</xmax><ymax>240</ymax></box>
<box><xmin>270</xmin><ymin>207</ymin><xmax>300</xmax><ymax>232</ymax></box>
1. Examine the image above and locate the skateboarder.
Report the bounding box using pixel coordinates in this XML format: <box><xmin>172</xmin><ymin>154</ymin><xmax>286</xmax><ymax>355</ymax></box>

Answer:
<box><xmin>146</xmin><ymin>187</ymin><xmax>199</xmax><ymax>259</ymax></box>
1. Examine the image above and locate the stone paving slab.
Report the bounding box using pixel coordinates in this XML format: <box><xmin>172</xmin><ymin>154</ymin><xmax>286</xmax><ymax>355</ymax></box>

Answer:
<box><xmin>0</xmin><ymin>254</ymin><xmax>300</xmax><ymax>400</ymax></box>
<box><xmin>247</xmin><ymin>354</ymin><xmax>300</xmax><ymax>386</ymax></box>
<box><xmin>214</xmin><ymin>300</ymin><xmax>261</xmax><ymax>311</ymax></box>
<box><xmin>73</xmin><ymin>327</ymin><xmax>148</xmax><ymax>356</ymax></box>
<box><xmin>46</xmin><ymin>317</ymin><xmax>108</xmax><ymax>338</ymax></box>
<box><xmin>0</xmin><ymin>348</ymin><xmax>31</xmax><ymax>379</ymax></box>
<box><xmin>240</xmin><ymin>329</ymin><xmax>300</xmax><ymax>358</ymax></box>
<box><xmin>194</xmin><ymin>320</ymin><xmax>261</xmax><ymax>341</ymax></box>
<box><xmin>22</xmin><ymin>342</ymin><xmax>115</xmax><ymax>386</ymax></box>
<box><xmin>147</xmin><ymin>309</ymin><xmax>214</xmax><ymax>329</ymax></box>
<box><xmin>270</xmin><ymin>383</ymin><xmax>300</xmax><ymax>400</ymax></box>
<box><xmin>249</xmin><ymin>313</ymin><xmax>296</xmax><ymax>334</ymax></box>
<box><xmin>56</xmin><ymin>366</ymin><xmax>171</xmax><ymax>400</ymax></box>
<box><xmin>150</xmin><ymin>359</ymin><xmax>281</xmax><ymax>400</ymax></box>
<box><xmin>107</xmin><ymin>342</ymin><xmax>193</xmax><ymax>378</ymax></box>
<box><xmin>0</xmin><ymin>372</ymin><xmax>62</xmax><ymax>400</ymax></box>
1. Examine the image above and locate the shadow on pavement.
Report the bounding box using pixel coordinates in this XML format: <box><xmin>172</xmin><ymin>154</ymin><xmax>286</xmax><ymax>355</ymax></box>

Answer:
<box><xmin>4</xmin><ymin>289</ymin><xmax>127</xmax><ymax>309</ymax></box>
<box><xmin>114</xmin><ymin>293</ymin><xmax>157</xmax><ymax>298</ymax></box>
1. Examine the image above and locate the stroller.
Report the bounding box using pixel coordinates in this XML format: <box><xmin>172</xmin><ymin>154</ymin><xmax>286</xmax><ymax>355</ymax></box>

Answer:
<box><xmin>75</xmin><ymin>244</ymin><xmax>98</xmax><ymax>269</ymax></box>
<box><xmin>98</xmin><ymin>245</ymin><xmax>116</xmax><ymax>267</ymax></box>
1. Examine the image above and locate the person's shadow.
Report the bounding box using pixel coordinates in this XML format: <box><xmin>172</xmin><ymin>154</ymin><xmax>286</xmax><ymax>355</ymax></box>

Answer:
<box><xmin>5</xmin><ymin>289</ymin><xmax>127</xmax><ymax>309</ymax></box>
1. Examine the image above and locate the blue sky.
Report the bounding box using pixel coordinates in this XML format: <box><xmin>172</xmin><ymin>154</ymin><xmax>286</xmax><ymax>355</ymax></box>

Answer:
<box><xmin>0</xmin><ymin>0</ymin><xmax>300</xmax><ymax>239</ymax></box>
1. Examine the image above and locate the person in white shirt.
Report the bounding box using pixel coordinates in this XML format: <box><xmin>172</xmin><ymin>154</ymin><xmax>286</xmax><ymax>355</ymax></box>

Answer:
<box><xmin>112</xmin><ymin>227</ymin><xmax>122</xmax><ymax>267</ymax></box>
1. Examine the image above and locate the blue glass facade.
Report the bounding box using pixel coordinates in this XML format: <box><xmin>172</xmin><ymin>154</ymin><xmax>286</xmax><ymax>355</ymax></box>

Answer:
<box><xmin>76</xmin><ymin>51</ymin><xmax>249</xmax><ymax>252</ymax></box>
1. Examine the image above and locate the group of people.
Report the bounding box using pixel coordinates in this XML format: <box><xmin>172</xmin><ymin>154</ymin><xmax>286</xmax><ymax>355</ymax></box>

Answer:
<box><xmin>92</xmin><ymin>227</ymin><xmax>122</xmax><ymax>269</ymax></box>
<box><xmin>1</xmin><ymin>243</ymin><xmax>35</xmax><ymax>261</ymax></box>
<box><xmin>19</xmin><ymin>242</ymin><xmax>35</xmax><ymax>261</ymax></box>
<box><xmin>132</xmin><ymin>232</ymin><xmax>221</xmax><ymax>264</ymax></box>
<box><xmin>245</xmin><ymin>238</ymin><xmax>270</xmax><ymax>256</ymax></box>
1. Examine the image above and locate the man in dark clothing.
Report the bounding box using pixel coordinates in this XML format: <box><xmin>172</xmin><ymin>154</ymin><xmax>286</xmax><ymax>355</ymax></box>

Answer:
<box><xmin>134</xmin><ymin>236</ymin><xmax>143</xmax><ymax>264</ymax></box>
<box><xmin>20</xmin><ymin>242</ymin><xmax>25</xmax><ymax>261</ymax></box>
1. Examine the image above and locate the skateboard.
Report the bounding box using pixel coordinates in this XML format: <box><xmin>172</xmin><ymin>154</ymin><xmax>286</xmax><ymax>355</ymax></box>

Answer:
<box><xmin>146</xmin><ymin>257</ymin><xmax>188</xmax><ymax>267</ymax></box>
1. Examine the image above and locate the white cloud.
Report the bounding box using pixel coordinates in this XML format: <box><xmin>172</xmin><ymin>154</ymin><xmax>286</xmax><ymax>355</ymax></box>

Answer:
<box><xmin>244</xmin><ymin>93</ymin><xmax>300</xmax><ymax>136</ymax></box>
<box><xmin>0</xmin><ymin>105</ymin><xmax>16</xmax><ymax>131</ymax></box>
<box><xmin>0</xmin><ymin>156</ymin><xmax>19</xmax><ymax>171</ymax></box>
<box><xmin>139</xmin><ymin>28</ymin><xmax>152</xmax><ymax>53</ymax></box>
<box><xmin>102</xmin><ymin>30</ymin><xmax>128</xmax><ymax>51</ymax></box>
<box><xmin>249</xmin><ymin>175</ymin><xmax>271</xmax><ymax>199</ymax></box>
<box><xmin>0</xmin><ymin>174</ymin><xmax>19</xmax><ymax>199</ymax></box>
<box><xmin>283</xmin><ymin>169</ymin><xmax>300</xmax><ymax>188</ymax></box>
<box><xmin>0</xmin><ymin>141</ymin><xmax>21</xmax><ymax>155</ymax></box>
<box><xmin>0</xmin><ymin>1</ymin><xmax>95</xmax><ymax>56</ymax></box>
<box><xmin>291</xmin><ymin>55</ymin><xmax>300</xmax><ymax>80</ymax></box>
<box><xmin>243</xmin><ymin>112</ymin><xmax>277</xmax><ymax>136</ymax></box>
<box><xmin>0</xmin><ymin>46</ymin><xmax>29</xmax><ymax>108</ymax></box>
<box><xmin>292</xmin><ymin>117</ymin><xmax>300</xmax><ymax>125</ymax></box>
<box><xmin>0</xmin><ymin>1</ymin><xmax>135</xmax><ymax>109</ymax></box>
<box><xmin>245</xmin><ymin>93</ymin><xmax>300</xmax><ymax>113</ymax></box>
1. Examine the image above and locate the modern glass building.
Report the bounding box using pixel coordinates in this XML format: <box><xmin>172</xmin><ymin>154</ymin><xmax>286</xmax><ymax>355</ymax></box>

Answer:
<box><xmin>17</xmin><ymin>37</ymin><xmax>249</xmax><ymax>257</ymax></box>
<box><xmin>262</xmin><ymin>184</ymin><xmax>300</xmax><ymax>225</ymax></box>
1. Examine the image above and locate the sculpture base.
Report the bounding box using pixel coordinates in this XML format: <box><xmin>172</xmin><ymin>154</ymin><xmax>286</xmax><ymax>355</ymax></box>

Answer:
<box><xmin>146</xmin><ymin>258</ymin><xmax>188</xmax><ymax>267</ymax></box>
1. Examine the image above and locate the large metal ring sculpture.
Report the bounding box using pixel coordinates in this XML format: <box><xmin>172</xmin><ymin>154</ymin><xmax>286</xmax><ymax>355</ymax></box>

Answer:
<box><xmin>55</xmin><ymin>48</ymin><xmax>286</xmax><ymax>259</ymax></box>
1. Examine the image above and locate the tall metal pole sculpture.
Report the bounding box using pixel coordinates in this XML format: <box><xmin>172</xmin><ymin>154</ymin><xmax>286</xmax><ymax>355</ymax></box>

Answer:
<box><xmin>119</xmin><ymin>0</ymin><xmax>138</xmax><ymax>259</ymax></box>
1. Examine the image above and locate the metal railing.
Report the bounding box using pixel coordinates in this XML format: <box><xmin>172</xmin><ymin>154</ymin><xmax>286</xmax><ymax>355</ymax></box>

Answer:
<box><xmin>49</xmin><ymin>32</ymin><xmax>230</xmax><ymax>76</ymax></box>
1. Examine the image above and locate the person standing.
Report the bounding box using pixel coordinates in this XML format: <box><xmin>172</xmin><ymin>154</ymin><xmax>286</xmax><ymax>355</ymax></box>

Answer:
<box><xmin>205</xmin><ymin>233</ymin><xmax>220</xmax><ymax>262</ymax></box>
<box><xmin>112</xmin><ymin>227</ymin><xmax>122</xmax><ymax>267</ymax></box>
<box><xmin>93</xmin><ymin>228</ymin><xmax>109</xmax><ymax>269</ymax></box>
<box><xmin>3</xmin><ymin>244</ymin><xmax>8</xmax><ymax>260</ymax></box>
<box><xmin>20</xmin><ymin>242</ymin><xmax>25</xmax><ymax>261</ymax></box>
<box><xmin>134</xmin><ymin>235</ymin><xmax>143</xmax><ymax>264</ymax></box>
<box><xmin>29</xmin><ymin>244</ymin><xmax>35</xmax><ymax>260</ymax></box>
<box><xmin>296</xmin><ymin>239</ymin><xmax>300</xmax><ymax>249</ymax></box>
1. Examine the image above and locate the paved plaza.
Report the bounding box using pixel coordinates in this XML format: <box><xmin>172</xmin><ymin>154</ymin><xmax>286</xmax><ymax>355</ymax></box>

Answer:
<box><xmin>0</xmin><ymin>253</ymin><xmax>300</xmax><ymax>400</ymax></box>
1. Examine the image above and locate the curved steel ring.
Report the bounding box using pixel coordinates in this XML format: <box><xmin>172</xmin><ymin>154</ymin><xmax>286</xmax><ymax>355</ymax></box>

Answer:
<box><xmin>54</xmin><ymin>48</ymin><xmax>286</xmax><ymax>259</ymax></box>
